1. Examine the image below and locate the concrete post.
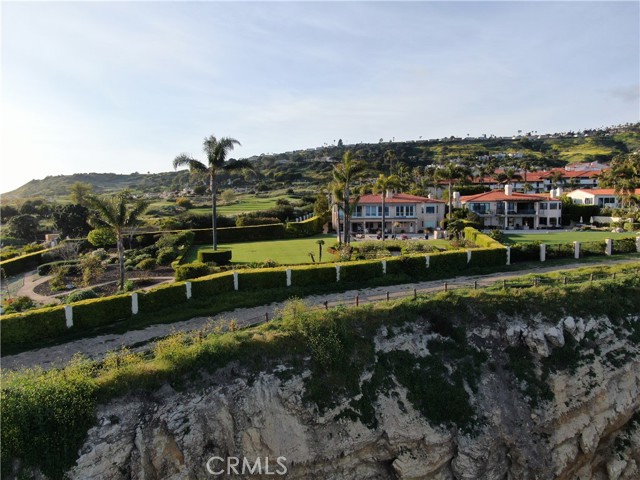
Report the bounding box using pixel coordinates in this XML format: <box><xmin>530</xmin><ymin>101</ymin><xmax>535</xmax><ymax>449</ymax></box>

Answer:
<box><xmin>64</xmin><ymin>306</ymin><xmax>73</xmax><ymax>328</ymax></box>
<box><xmin>233</xmin><ymin>271</ymin><xmax>239</xmax><ymax>290</ymax></box>
<box><xmin>425</xmin><ymin>255</ymin><xmax>430</xmax><ymax>268</ymax></box>
<box><xmin>185</xmin><ymin>282</ymin><xmax>192</xmax><ymax>299</ymax></box>
<box><xmin>573</xmin><ymin>241</ymin><xmax>580</xmax><ymax>259</ymax></box>
<box><xmin>336</xmin><ymin>265</ymin><xmax>341</xmax><ymax>282</ymax></box>
<box><xmin>466</xmin><ymin>250</ymin><xmax>472</xmax><ymax>264</ymax></box>
<box><xmin>506</xmin><ymin>247</ymin><xmax>511</xmax><ymax>266</ymax></box>
<box><xmin>605</xmin><ymin>238</ymin><xmax>612</xmax><ymax>256</ymax></box>
<box><xmin>382</xmin><ymin>260</ymin><xmax>387</xmax><ymax>274</ymax></box>
<box><xmin>636</xmin><ymin>236</ymin><xmax>640</xmax><ymax>253</ymax></box>
<box><xmin>286</xmin><ymin>269</ymin><xmax>292</xmax><ymax>287</ymax></box>
<box><xmin>540</xmin><ymin>243</ymin><xmax>546</xmax><ymax>262</ymax></box>
<box><xmin>131</xmin><ymin>292</ymin><xmax>139</xmax><ymax>315</ymax></box>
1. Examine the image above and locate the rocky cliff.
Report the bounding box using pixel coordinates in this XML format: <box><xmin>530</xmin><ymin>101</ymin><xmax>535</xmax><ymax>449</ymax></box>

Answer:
<box><xmin>67</xmin><ymin>311</ymin><xmax>640</xmax><ymax>480</ymax></box>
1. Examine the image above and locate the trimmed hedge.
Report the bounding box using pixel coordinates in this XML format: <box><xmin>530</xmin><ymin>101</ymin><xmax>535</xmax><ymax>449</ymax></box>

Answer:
<box><xmin>197</xmin><ymin>249</ymin><xmax>232</xmax><ymax>265</ymax></box>
<box><xmin>192</xmin><ymin>224</ymin><xmax>289</xmax><ymax>244</ymax></box>
<box><xmin>581</xmin><ymin>241</ymin><xmax>606</xmax><ymax>257</ymax></box>
<box><xmin>385</xmin><ymin>256</ymin><xmax>428</xmax><ymax>280</ymax></box>
<box><xmin>545</xmin><ymin>243</ymin><xmax>575</xmax><ymax>260</ymax></box>
<box><xmin>1</xmin><ymin>306</ymin><xmax>67</xmax><ymax>347</ymax></box>
<box><xmin>72</xmin><ymin>295</ymin><xmax>131</xmax><ymax>330</ymax></box>
<box><xmin>339</xmin><ymin>260</ymin><xmax>384</xmax><ymax>283</ymax></box>
<box><xmin>0</xmin><ymin>248</ymin><xmax>56</xmax><ymax>277</ymax></box>
<box><xmin>290</xmin><ymin>264</ymin><xmax>338</xmax><ymax>287</ymax></box>
<box><xmin>612</xmin><ymin>237</ymin><xmax>638</xmax><ymax>254</ymax></box>
<box><xmin>175</xmin><ymin>262</ymin><xmax>213</xmax><ymax>281</ymax></box>
<box><xmin>238</xmin><ymin>268</ymin><xmax>288</xmax><ymax>291</ymax></box>
<box><xmin>468</xmin><ymin>247</ymin><xmax>508</xmax><ymax>268</ymax></box>
<box><xmin>464</xmin><ymin>227</ymin><xmax>503</xmax><ymax>249</ymax></box>
<box><xmin>286</xmin><ymin>215</ymin><xmax>327</xmax><ymax>237</ymax></box>
<box><xmin>510</xmin><ymin>243</ymin><xmax>541</xmax><ymax>263</ymax></box>
<box><xmin>191</xmin><ymin>272</ymin><xmax>235</xmax><ymax>298</ymax></box>
<box><xmin>138</xmin><ymin>282</ymin><xmax>189</xmax><ymax>312</ymax></box>
<box><xmin>428</xmin><ymin>250</ymin><xmax>469</xmax><ymax>277</ymax></box>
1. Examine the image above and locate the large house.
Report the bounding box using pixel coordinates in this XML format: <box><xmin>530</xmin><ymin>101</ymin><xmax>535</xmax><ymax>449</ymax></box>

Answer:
<box><xmin>460</xmin><ymin>185</ymin><xmax>562</xmax><ymax>229</ymax></box>
<box><xmin>332</xmin><ymin>192</ymin><xmax>445</xmax><ymax>235</ymax></box>
<box><xmin>566</xmin><ymin>188</ymin><xmax>640</xmax><ymax>208</ymax></box>
<box><xmin>472</xmin><ymin>168</ymin><xmax>603</xmax><ymax>193</ymax></box>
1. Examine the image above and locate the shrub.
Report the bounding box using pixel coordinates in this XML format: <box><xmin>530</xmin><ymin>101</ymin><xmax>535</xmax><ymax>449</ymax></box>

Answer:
<box><xmin>37</xmin><ymin>260</ymin><xmax>80</xmax><ymax>276</ymax></box>
<box><xmin>290</xmin><ymin>264</ymin><xmax>338</xmax><ymax>287</ymax></box>
<box><xmin>136</xmin><ymin>258</ymin><xmax>157</xmax><ymax>271</ymax></box>
<box><xmin>2</xmin><ymin>296</ymin><xmax>36</xmax><ymax>314</ymax></box>
<box><xmin>468</xmin><ymin>248</ymin><xmax>508</xmax><ymax>268</ymax></box>
<box><xmin>65</xmin><ymin>289</ymin><xmax>99</xmax><ymax>303</ymax></box>
<box><xmin>236</xmin><ymin>216</ymin><xmax>281</xmax><ymax>226</ymax></box>
<box><xmin>157</xmin><ymin>247</ymin><xmax>179</xmax><ymax>266</ymax></box>
<box><xmin>237</xmin><ymin>268</ymin><xmax>287</xmax><ymax>291</ymax></box>
<box><xmin>612</xmin><ymin>237</ymin><xmax>638</xmax><ymax>254</ymax></box>
<box><xmin>623</xmin><ymin>222</ymin><xmax>640</xmax><ymax>232</ymax></box>
<box><xmin>0</xmin><ymin>248</ymin><xmax>55</xmax><ymax>277</ymax></box>
<box><xmin>428</xmin><ymin>251</ymin><xmax>469</xmax><ymax>277</ymax></box>
<box><xmin>174</xmin><ymin>262</ymin><xmax>213</xmax><ymax>281</ymax></box>
<box><xmin>509</xmin><ymin>242</ymin><xmax>541</xmax><ymax>263</ymax></box>
<box><xmin>464</xmin><ymin>227</ymin><xmax>504</xmax><ymax>248</ymax></box>
<box><xmin>1</xmin><ymin>306</ymin><xmax>68</xmax><ymax>348</ymax></box>
<box><xmin>80</xmin><ymin>255</ymin><xmax>105</xmax><ymax>286</ymax></box>
<box><xmin>197</xmin><ymin>249</ymin><xmax>232</xmax><ymax>265</ymax></box>
<box><xmin>286</xmin><ymin>215</ymin><xmax>325</xmax><ymax>237</ymax></box>
<box><xmin>385</xmin><ymin>256</ymin><xmax>427</xmax><ymax>279</ymax></box>
<box><xmin>191</xmin><ymin>272</ymin><xmax>235</xmax><ymax>298</ymax></box>
<box><xmin>72</xmin><ymin>295</ymin><xmax>132</xmax><ymax>329</ymax></box>
<box><xmin>340</xmin><ymin>260</ymin><xmax>384</xmax><ymax>283</ymax></box>
<box><xmin>87</xmin><ymin>228</ymin><xmax>116</xmax><ymax>248</ymax></box>
<box><xmin>138</xmin><ymin>283</ymin><xmax>188</xmax><ymax>311</ymax></box>
<box><xmin>546</xmin><ymin>243</ymin><xmax>574</xmax><ymax>260</ymax></box>
<box><xmin>175</xmin><ymin>197</ymin><xmax>193</xmax><ymax>209</ymax></box>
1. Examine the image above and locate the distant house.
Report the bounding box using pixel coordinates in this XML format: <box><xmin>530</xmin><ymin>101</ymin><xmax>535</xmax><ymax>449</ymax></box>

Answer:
<box><xmin>461</xmin><ymin>185</ymin><xmax>563</xmax><ymax>229</ymax></box>
<box><xmin>472</xmin><ymin>168</ymin><xmax>604</xmax><ymax>193</ymax></box>
<box><xmin>566</xmin><ymin>188</ymin><xmax>640</xmax><ymax>208</ymax></box>
<box><xmin>332</xmin><ymin>192</ymin><xmax>445</xmax><ymax>235</ymax></box>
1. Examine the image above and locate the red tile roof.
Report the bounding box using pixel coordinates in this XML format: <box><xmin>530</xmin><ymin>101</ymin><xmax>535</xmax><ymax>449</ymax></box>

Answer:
<box><xmin>460</xmin><ymin>191</ymin><xmax>551</xmax><ymax>203</ymax></box>
<box><xmin>568</xmin><ymin>188</ymin><xmax>640</xmax><ymax>196</ymax></box>
<box><xmin>357</xmin><ymin>193</ymin><xmax>444</xmax><ymax>204</ymax></box>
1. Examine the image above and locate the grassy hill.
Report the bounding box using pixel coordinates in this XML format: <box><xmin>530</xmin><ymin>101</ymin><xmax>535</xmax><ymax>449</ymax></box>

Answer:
<box><xmin>3</xmin><ymin>123</ymin><xmax>638</xmax><ymax>200</ymax></box>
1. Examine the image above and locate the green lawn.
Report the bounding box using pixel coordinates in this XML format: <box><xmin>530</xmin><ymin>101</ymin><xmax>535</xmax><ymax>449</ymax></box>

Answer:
<box><xmin>183</xmin><ymin>234</ymin><xmax>337</xmax><ymax>265</ymax></box>
<box><xmin>503</xmin><ymin>231</ymin><xmax>637</xmax><ymax>245</ymax></box>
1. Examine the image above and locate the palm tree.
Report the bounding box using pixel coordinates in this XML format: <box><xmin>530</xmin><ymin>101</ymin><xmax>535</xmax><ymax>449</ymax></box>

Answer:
<box><xmin>331</xmin><ymin>151</ymin><xmax>367</xmax><ymax>244</ymax></box>
<box><xmin>86</xmin><ymin>191</ymin><xmax>149</xmax><ymax>291</ymax></box>
<box><xmin>434</xmin><ymin>162</ymin><xmax>470</xmax><ymax>220</ymax></box>
<box><xmin>598</xmin><ymin>152</ymin><xmax>640</xmax><ymax>209</ymax></box>
<box><xmin>372</xmin><ymin>173</ymin><xmax>401</xmax><ymax>240</ymax></box>
<box><xmin>173</xmin><ymin>135</ymin><xmax>243</xmax><ymax>250</ymax></box>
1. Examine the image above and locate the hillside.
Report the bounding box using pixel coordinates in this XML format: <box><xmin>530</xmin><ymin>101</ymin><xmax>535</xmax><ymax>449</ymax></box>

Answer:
<box><xmin>3</xmin><ymin>123</ymin><xmax>639</xmax><ymax>200</ymax></box>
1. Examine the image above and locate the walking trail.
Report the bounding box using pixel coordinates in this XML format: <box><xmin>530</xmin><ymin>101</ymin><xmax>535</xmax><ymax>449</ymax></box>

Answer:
<box><xmin>3</xmin><ymin>259</ymin><xmax>637</xmax><ymax>372</ymax></box>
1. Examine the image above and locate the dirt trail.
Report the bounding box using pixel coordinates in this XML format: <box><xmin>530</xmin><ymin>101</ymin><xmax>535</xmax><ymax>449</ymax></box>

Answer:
<box><xmin>3</xmin><ymin>259</ymin><xmax>638</xmax><ymax>371</ymax></box>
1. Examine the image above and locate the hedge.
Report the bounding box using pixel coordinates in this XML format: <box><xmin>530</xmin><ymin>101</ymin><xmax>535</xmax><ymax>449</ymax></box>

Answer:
<box><xmin>138</xmin><ymin>282</ymin><xmax>189</xmax><ymax>312</ymax></box>
<box><xmin>463</xmin><ymin>227</ymin><xmax>503</xmax><ymax>249</ymax></box>
<box><xmin>191</xmin><ymin>272</ymin><xmax>235</xmax><ymax>298</ymax></box>
<box><xmin>193</xmin><ymin>224</ymin><xmax>289</xmax><ymax>244</ymax></box>
<box><xmin>510</xmin><ymin>243</ymin><xmax>541</xmax><ymax>263</ymax></box>
<box><xmin>545</xmin><ymin>243</ymin><xmax>575</xmax><ymax>260</ymax></box>
<box><xmin>290</xmin><ymin>264</ymin><xmax>338</xmax><ymax>287</ymax></box>
<box><xmin>581</xmin><ymin>241</ymin><xmax>606</xmax><ymax>257</ymax></box>
<box><xmin>428</xmin><ymin>250</ymin><xmax>469</xmax><ymax>277</ymax></box>
<box><xmin>1</xmin><ymin>306</ymin><xmax>68</xmax><ymax>347</ymax></box>
<box><xmin>612</xmin><ymin>237</ymin><xmax>638</xmax><ymax>254</ymax></box>
<box><xmin>174</xmin><ymin>262</ymin><xmax>213</xmax><ymax>281</ymax></box>
<box><xmin>339</xmin><ymin>260</ymin><xmax>384</xmax><ymax>283</ymax></box>
<box><xmin>468</xmin><ymin>247</ymin><xmax>508</xmax><ymax>268</ymax></box>
<box><xmin>286</xmin><ymin>215</ymin><xmax>326</xmax><ymax>237</ymax></box>
<box><xmin>237</xmin><ymin>268</ymin><xmax>288</xmax><ymax>291</ymax></box>
<box><xmin>0</xmin><ymin>248</ymin><xmax>58</xmax><ymax>277</ymax></box>
<box><xmin>385</xmin><ymin>256</ymin><xmax>428</xmax><ymax>280</ymax></box>
<box><xmin>197</xmin><ymin>249</ymin><xmax>232</xmax><ymax>265</ymax></box>
<box><xmin>72</xmin><ymin>295</ymin><xmax>132</xmax><ymax>330</ymax></box>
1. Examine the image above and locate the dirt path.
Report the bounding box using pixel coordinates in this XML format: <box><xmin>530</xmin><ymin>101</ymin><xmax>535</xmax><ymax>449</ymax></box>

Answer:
<box><xmin>3</xmin><ymin>259</ymin><xmax>638</xmax><ymax>371</ymax></box>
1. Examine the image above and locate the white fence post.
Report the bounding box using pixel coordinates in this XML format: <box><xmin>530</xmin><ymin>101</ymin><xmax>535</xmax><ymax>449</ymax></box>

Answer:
<box><xmin>506</xmin><ymin>247</ymin><xmax>511</xmax><ymax>266</ymax></box>
<box><xmin>131</xmin><ymin>292</ymin><xmax>139</xmax><ymax>315</ymax></box>
<box><xmin>382</xmin><ymin>260</ymin><xmax>387</xmax><ymax>274</ymax></box>
<box><xmin>540</xmin><ymin>243</ymin><xmax>546</xmax><ymax>262</ymax></box>
<box><xmin>286</xmin><ymin>269</ymin><xmax>292</xmax><ymax>287</ymax></box>
<box><xmin>573</xmin><ymin>241</ymin><xmax>580</xmax><ymax>259</ymax></box>
<box><xmin>64</xmin><ymin>306</ymin><xmax>73</xmax><ymax>328</ymax></box>
<box><xmin>233</xmin><ymin>271</ymin><xmax>239</xmax><ymax>290</ymax></box>
<box><xmin>425</xmin><ymin>255</ymin><xmax>430</xmax><ymax>268</ymax></box>
<box><xmin>605</xmin><ymin>238</ymin><xmax>612</xmax><ymax>256</ymax></box>
<box><xmin>185</xmin><ymin>282</ymin><xmax>192</xmax><ymax>299</ymax></box>
<box><xmin>336</xmin><ymin>265</ymin><xmax>341</xmax><ymax>282</ymax></box>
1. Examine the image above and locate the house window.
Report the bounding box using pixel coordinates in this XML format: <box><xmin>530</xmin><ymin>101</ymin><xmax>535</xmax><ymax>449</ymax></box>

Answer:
<box><xmin>549</xmin><ymin>202</ymin><xmax>559</xmax><ymax>210</ymax></box>
<box><xmin>425</xmin><ymin>206</ymin><xmax>436</xmax><ymax>214</ymax></box>
<box><xmin>470</xmin><ymin>203</ymin><xmax>490</xmax><ymax>214</ymax></box>
<box><xmin>396</xmin><ymin>205</ymin><xmax>414</xmax><ymax>217</ymax></box>
<box><xmin>584</xmin><ymin>198</ymin><xmax>593</xmax><ymax>205</ymax></box>
<box><xmin>353</xmin><ymin>206</ymin><xmax>363</xmax><ymax>217</ymax></box>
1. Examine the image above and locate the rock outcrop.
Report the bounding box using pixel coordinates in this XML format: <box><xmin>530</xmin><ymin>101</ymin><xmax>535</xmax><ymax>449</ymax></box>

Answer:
<box><xmin>67</xmin><ymin>314</ymin><xmax>640</xmax><ymax>480</ymax></box>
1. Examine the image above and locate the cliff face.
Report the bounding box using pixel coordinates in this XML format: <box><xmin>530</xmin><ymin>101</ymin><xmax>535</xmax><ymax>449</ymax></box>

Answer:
<box><xmin>68</xmin><ymin>313</ymin><xmax>640</xmax><ymax>480</ymax></box>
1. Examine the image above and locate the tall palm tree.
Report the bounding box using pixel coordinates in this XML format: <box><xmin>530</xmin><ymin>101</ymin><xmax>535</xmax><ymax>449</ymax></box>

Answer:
<box><xmin>372</xmin><ymin>173</ymin><xmax>401</xmax><ymax>240</ymax></box>
<box><xmin>598</xmin><ymin>152</ymin><xmax>640</xmax><ymax>209</ymax></box>
<box><xmin>434</xmin><ymin>162</ymin><xmax>470</xmax><ymax>220</ymax></box>
<box><xmin>173</xmin><ymin>135</ymin><xmax>242</xmax><ymax>250</ymax></box>
<box><xmin>331</xmin><ymin>151</ymin><xmax>367</xmax><ymax>244</ymax></box>
<box><xmin>87</xmin><ymin>191</ymin><xmax>149</xmax><ymax>291</ymax></box>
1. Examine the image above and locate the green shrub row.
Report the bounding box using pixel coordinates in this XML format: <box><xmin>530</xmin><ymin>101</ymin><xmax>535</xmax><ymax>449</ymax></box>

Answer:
<box><xmin>468</xmin><ymin>247</ymin><xmax>508</xmax><ymax>268</ymax></box>
<box><xmin>72</xmin><ymin>295</ymin><xmax>131</xmax><ymax>330</ymax></box>
<box><xmin>0</xmin><ymin>248</ymin><xmax>58</xmax><ymax>277</ymax></box>
<box><xmin>612</xmin><ymin>237</ymin><xmax>638</xmax><ymax>254</ymax></box>
<box><xmin>197</xmin><ymin>248</ymin><xmax>233</xmax><ymax>265</ymax></box>
<box><xmin>190</xmin><ymin>272</ymin><xmax>235</xmax><ymax>297</ymax></box>
<box><xmin>285</xmin><ymin>215</ymin><xmax>327</xmax><ymax>237</ymax></box>
<box><xmin>138</xmin><ymin>283</ymin><xmax>189</xmax><ymax>311</ymax></box>
<box><xmin>192</xmin><ymin>224</ymin><xmax>288</xmax><ymax>244</ymax></box>
<box><xmin>463</xmin><ymin>227</ymin><xmax>503</xmax><ymax>249</ymax></box>
<box><xmin>0</xmin><ymin>306</ymin><xmax>68</xmax><ymax>347</ymax></box>
<box><xmin>238</xmin><ymin>268</ymin><xmax>289</xmax><ymax>290</ymax></box>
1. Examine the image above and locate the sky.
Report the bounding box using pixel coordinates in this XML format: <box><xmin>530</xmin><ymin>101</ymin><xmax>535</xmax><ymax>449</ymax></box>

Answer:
<box><xmin>1</xmin><ymin>0</ymin><xmax>639</xmax><ymax>194</ymax></box>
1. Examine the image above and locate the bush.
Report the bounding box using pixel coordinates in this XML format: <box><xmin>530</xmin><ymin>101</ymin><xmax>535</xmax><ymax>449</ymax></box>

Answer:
<box><xmin>138</xmin><ymin>283</ymin><xmax>188</xmax><ymax>311</ymax></box>
<box><xmin>468</xmin><ymin>248</ymin><xmax>508</xmax><ymax>268</ymax></box>
<box><xmin>237</xmin><ymin>268</ymin><xmax>287</xmax><ymax>291</ymax></box>
<box><xmin>428</xmin><ymin>251</ymin><xmax>469</xmax><ymax>277</ymax></box>
<box><xmin>1</xmin><ymin>296</ymin><xmax>36</xmax><ymax>314</ymax></box>
<box><xmin>87</xmin><ymin>228</ymin><xmax>116</xmax><ymax>248</ymax></box>
<box><xmin>290</xmin><ymin>264</ymin><xmax>338</xmax><ymax>287</ymax></box>
<box><xmin>175</xmin><ymin>197</ymin><xmax>193</xmax><ymax>209</ymax></box>
<box><xmin>1</xmin><ymin>306</ymin><xmax>68</xmax><ymax>348</ymax></box>
<box><xmin>136</xmin><ymin>258</ymin><xmax>157</xmax><ymax>271</ymax></box>
<box><xmin>546</xmin><ymin>243</ymin><xmax>574</xmax><ymax>260</ymax></box>
<box><xmin>190</xmin><ymin>272</ymin><xmax>235</xmax><ymax>298</ymax></box>
<box><xmin>191</xmin><ymin>224</ymin><xmax>288</xmax><ymax>244</ymax></box>
<box><xmin>623</xmin><ymin>222</ymin><xmax>640</xmax><ymax>232</ymax></box>
<box><xmin>236</xmin><ymin>216</ymin><xmax>281</xmax><ymax>226</ymax></box>
<box><xmin>509</xmin><ymin>242</ymin><xmax>541</xmax><ymax>263</ymax></box>
<box><xmin>612</xmin><ymin>237</ymin><xmax>638</xmax><ymax>254</ymax></box>
<box><xmin>174</xmin><ymin>262</ymin><xmax>213</xmax><ymax>281</ymax></box>
<box><xmin>72</xmin><ymin>295</ymin><xmax>132</xmax><ymax>329</ymax></box>
<box><xmin>464</xmin><ymin>227</ymin><xmax>504</xmax><ymax>248</ymax></box>
<box><xmin>339</xmin><ymin>260</ymin><xmax>384</xmax><ymax>283</ymax></box>
<box><xmin>0</xmin><ymin>248</ymin><xmax>55</xmax><ymax>277</ymax></box>
<box><xmin>37</xmin><ymin>260</ymin><xmax>80</xmax><ymax>276</ymax></box>
<box><xmin>157</xmin><ymin>247</ymin><xmax>179</xmax><ymax>266</ymax></box>
<box><xmin>197</xmin><ymin>248</ymin><xmax>232</xmax><ymax>265</ymax></box>
<box><xmin>286</xmin><ymin>215</ymin><xmax>326</xmax><ymax>237</ymax></box>
<box><xmin>65</xmin><ymin>289</ymin><xmax>99</xmax><ymax>303</ymax></box>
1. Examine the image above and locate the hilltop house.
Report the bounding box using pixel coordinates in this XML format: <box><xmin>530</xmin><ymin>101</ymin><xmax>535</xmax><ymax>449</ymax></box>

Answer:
<box><xmin>566</xmin><ymin>188</ymin><xmax>640</xmax><ymax>208</ymax></box>
<box><xmin>472</xmin><ymin>168</ymin><xmax>603</xmax><ymax>193</ymax></box>
<box><xmin>332</xmin><ymin>192</ymin><xmax>445</xmax><ymax>235</ymax></box>
<box><xmin>460</xmin><ymin>185</ymin><xmax>563</xmax><ymax>229</ymax></box>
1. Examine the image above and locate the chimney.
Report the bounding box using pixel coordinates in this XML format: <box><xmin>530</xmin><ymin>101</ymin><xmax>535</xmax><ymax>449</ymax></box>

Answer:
<box><xmin>504</xmin><ymin>184</ymin><xmax>513</xmax><ymax>196</ymax></box>
<box><xmin>452</xmin><ymin>191</ymin><xmax>461</xmax><ymax>208</ymax></box>
<box><xmin>386</xmin><ymin>190</ymin><xmax>393</xmax><ymax>199</ymax></box>
<box><xmin>427</xmin><ymin>193</ymin><xmax>433</xmax><ymax>199</ymax></box>
<box><xmin>550</xmin><ymin>188</ymin><xmax>557</xmax><ymax>199</ymax></box>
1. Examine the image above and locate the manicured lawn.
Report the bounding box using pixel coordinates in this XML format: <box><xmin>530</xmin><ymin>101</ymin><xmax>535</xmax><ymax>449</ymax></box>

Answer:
<box><xmin>503</xmin><ymin>230</ymin><xmax>637</xmax><ymax>245</ymax></box>
<box><xmin>183</xmin><ymin>234</ymin><xmax>337</xmax><ymax>265</ymax></box>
